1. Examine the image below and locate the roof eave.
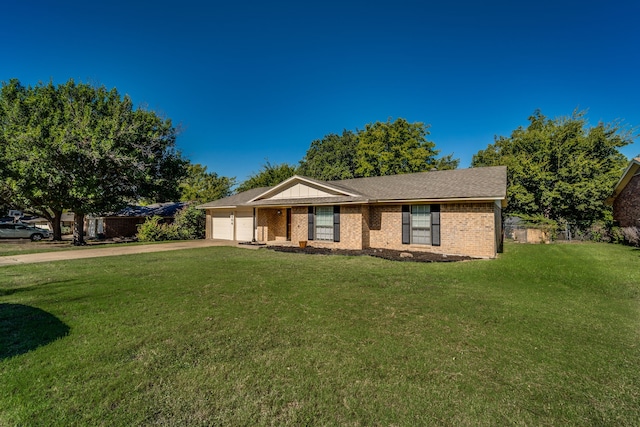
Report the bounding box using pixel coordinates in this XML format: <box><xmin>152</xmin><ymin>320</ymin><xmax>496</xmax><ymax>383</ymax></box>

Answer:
<box><xmin>606</xmin><ymin>159</ymin><xmax>640</xmax><ymax>205</ymax></box>
<box><xmin>373</xmin><ymin>196</ymin><xmax>507</xmax><ymax>204</ymax></box>
<box><xmin>197</xmin><ymin>205</ymin><xmax>239</xmax><ymax>210</ymax></box>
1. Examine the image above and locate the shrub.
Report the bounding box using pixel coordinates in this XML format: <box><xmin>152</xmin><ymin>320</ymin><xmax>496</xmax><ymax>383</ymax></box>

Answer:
<box><xmin>588</xmin><ymin>221</ymin><xmax>609</xmax><ymax>243</ymax></box>
<box><xmin>137</xmin><ymin>216</ymin><xmax>179</xmax><ymax>242</ymax></box>
<box><xmin>173</xmin><ymin>205</ymin><xmax>205</xmax><ymax>239</ymax></box>
<box><xmin>620</xmin><ymin>227</ymin><xmax>640</xmax><ymax>247</ymax></box>
<box><xmin>609</xmin><ymin>226</ymin><xmax>625</xmax><ymax>244</ymax></box>
<box><xmin>136</xmin><ymin>206</ymin><xmax>205</xmax><ymax>242</ymax></box>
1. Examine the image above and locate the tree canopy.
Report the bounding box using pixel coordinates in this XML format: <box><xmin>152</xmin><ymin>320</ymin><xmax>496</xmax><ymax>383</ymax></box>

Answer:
<box><xmin>235</xmin><ymin>161</ymin><xmax>298</xmax><ymax>193</ymax></box>
<box><xmin>472</xmin><ymin>110</ymin><xmax>632</xmax><ymax>227</ymax></box>
<box><xmin>179</xmin><ymin>163</ymin><xmax>235</xmax><ymax>203</ymax></box>
<box><xmin>355</xmin><ymin>118</ymin><xmax>458</xmax><ymax>176</ymax></box>
<box><xmin>297</xmin><ymin>130</ymin><xmax>359</xmax><ymax>181</ymax></box>
<box><xmin>298</xmin><ymin>118</ymin><xmax>458</xmax><ymax>181</ymax></box>
<box><xmin>0</xmin><ymin>78</ymin><xmax>186</xmax><ymax>244</ymax></box>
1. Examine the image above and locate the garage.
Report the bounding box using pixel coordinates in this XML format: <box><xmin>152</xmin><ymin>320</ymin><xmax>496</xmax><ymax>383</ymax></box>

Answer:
<box><xmin>212</xmin><ymin>211</ymin><xmax>233</xmax><ymax>240</ymax></box>
<box><xmin>235</xmin><ymin>209</ymin><xmax>254</xmax><ymax>241</ymax></box>
<box><xmin>211</xmin><ymin>209</ymin><xmax>254</xmax><ymax>241</ymax></box>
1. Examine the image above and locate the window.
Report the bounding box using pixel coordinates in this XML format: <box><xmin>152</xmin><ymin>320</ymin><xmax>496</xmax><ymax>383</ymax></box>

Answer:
<box><xmin>315</xmin><ymin>206</ymin><xmax>334</xmax><ymax>241</ymax></box>
<box><xmin>411</xmin><ymin>205</ymin><xmax>431</xmax><ymax>244</ymax></box>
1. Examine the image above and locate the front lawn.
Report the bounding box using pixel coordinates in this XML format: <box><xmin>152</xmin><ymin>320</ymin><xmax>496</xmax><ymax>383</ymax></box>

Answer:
<box><xmin>1</xmin><ymin>243</ymin><xmax>639</xmax><ymax>425</ymax></box>
<box><xmin>0</xmin><ymin>239</ymin><xmax>172</xmax><ymax>257</ymax></box>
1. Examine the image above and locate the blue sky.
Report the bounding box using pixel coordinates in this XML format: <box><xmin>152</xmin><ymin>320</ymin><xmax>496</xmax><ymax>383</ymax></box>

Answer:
<box><xmin>3</xmin><ymin>0</ymin><xmax>639</xmax><ymax>183</ymax></box>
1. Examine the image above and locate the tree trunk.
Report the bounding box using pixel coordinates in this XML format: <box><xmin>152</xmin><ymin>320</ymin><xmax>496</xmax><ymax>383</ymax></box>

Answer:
<box><xmin>32</xmin><ymin>209</ymin><xmax>63</xmax><ymax>241</ymax></box>
<box><xmin>73</xmin><ymin>213</ymin><xmax>85</xmax><ymax>246</ymax></box>
<box><xmin>50</xmin><ymin>210</ymin><xmax>63</xmax><ymax>241</ymax></box>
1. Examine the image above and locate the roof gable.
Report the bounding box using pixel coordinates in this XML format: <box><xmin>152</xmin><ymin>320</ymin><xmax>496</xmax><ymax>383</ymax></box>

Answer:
<box><xmin>248</xmin><ymin>175</ymin><xmax>360</xmax><ymax>202</ymax></box>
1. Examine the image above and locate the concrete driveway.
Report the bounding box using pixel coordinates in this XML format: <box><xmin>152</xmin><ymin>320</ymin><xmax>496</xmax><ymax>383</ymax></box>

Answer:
<box><xmin>0</xmin><ymin>240</ymin><xmax>257</xmax><ymax>267</ymax></box>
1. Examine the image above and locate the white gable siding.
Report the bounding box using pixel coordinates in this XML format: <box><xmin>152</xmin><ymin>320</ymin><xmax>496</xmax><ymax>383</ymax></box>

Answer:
<box><xmin>268</xmin><ymin>182</ymin><xmax>339</xmax><ymax>200</ymax></box>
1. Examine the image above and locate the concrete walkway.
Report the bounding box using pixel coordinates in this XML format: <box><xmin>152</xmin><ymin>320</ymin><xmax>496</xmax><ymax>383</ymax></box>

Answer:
<box><xmin>0</xmin><ymin>240</ymin><xmax>259</xmax><ymax>267</ymax></box>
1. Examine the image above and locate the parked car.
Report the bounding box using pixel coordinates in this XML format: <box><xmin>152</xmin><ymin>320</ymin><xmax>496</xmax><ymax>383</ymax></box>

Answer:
<box><xmin>0</xmin><ymin>223</ymin><xmax>50</xmax><ymax>241</ymax></box>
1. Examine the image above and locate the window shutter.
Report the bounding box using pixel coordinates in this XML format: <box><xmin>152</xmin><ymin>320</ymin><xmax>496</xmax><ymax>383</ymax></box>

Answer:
<box><xmin>307</xmin><ymin>207</ymin><xmax>314</xmax><ymax>240</ymax></box>
<box><xmin>402</xmin><ymin>205</ymin><xmax>410</xmax><ymax>244</ymax></box>
<box><xmin>431</xmin><ymin>204</ymin><xmax>441</xmax><ymax>246</ymax></box>
<box><xmin>333</xmin><ymin>205</ymin><xmax>340</xmax><ymax>242</ymax></box>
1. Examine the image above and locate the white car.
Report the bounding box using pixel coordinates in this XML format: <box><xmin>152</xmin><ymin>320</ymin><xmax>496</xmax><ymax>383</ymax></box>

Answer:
<box><xmin>0</xmin><ymin>223</ymin><xmax>51</xmax><ymax>241</ymax></box>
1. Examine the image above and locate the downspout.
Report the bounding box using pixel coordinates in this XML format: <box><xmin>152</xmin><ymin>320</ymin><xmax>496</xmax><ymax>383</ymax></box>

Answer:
<box><xmin>252</xmin><ymin>207</ymin><xmax>256</xmax><ymax>242</ymax></box>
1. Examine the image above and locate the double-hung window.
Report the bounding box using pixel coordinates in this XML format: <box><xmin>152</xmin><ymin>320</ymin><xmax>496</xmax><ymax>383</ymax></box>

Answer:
<box><xmin>315</xmin><ymin>206</ymin><xmax>334</xmax><ymax>241</ymax></box>
<box><xmin>411</xmin><ymin>205</ymin><xmax>431</xmax><ymax>244</ymax></box>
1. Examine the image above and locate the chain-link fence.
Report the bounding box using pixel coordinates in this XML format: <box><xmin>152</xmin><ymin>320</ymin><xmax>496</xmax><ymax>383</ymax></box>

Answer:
<box><xmin>506</xmin><ymin>217</ymin><xmax>608</xmax><ymax>243</ymax></box>
<box><xmin>505</xmin><ymin>216</ymin><xmax>640</xmax><ymax>245</ymax></box>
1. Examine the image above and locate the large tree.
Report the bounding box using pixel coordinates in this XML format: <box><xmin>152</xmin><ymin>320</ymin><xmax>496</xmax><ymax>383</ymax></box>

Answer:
<box><xmin>179</xmin><ymin>163</ymin><xmax>235</xmax><ymax>203</ymax></box>
<box><xmin>297</xmin><ymin>118</ymin><xmax>458</xmax><ymax>181</ymax></box>
<box><xmin>236</xmin><ymin>161</ymin><xmax>297</xmax><ymax>193</ymax></box>
<box><xmin>298</xmin><ymin>130</ymin><xmax>359</xmax><ymax>181</ymax></box>
<box><xmin>472</xmin><ymin>110</ymin><xmax>632</xmax><ymax>227</ymax></box>
<box><xmin>355</xmin><ymin>118</ymin><xmax>458</xmax><ymax>176</ymax></box>
<box><xmin>0</xmin><ymin>78</ymin><xmax>186</xmax><ymax>244</ymax></box>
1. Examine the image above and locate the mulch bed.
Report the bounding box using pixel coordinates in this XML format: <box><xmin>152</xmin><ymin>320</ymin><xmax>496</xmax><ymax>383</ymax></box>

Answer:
<box><xmin>265</xmin><ymin>245</ymin><xmax>476</xmax><ymax>263</ymax></box>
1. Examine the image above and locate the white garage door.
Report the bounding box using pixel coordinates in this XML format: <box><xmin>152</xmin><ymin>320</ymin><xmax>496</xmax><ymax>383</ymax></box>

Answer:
<box><xmin>212</xmin><ymin>211</ymin><xmax>233</xmax><ymax>240</ymax></box>
<box><xmin>235</xmin><ymin>209</ymin><xmax>254</xmax><ymax>242</ymax></box>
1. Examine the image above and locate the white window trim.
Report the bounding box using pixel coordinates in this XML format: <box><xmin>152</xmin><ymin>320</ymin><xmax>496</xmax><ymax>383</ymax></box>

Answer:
<box><xmin>410</xmin><ymin>205</ymin><xmax>431</xmax><ymax>245</ymax></box>
<box><xmin>315</xmin><ymin>206</ymin><xmax>334</xmax><ymax>241</ymax></box>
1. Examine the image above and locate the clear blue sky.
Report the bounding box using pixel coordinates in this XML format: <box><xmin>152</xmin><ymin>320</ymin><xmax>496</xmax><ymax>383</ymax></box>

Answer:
<box><xmin>3</xmin><ymin>0</ymin><xmax>639</xmax><ymax>183</ymax></box>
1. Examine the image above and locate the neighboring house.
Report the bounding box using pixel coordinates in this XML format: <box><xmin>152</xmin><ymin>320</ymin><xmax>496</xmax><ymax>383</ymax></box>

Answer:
<box><xmin>60</xmin><ymin>212</ymin><xmax>75</xmax><ymax>230</ymax></box>
<box><xmin>86</xmin><ymin>202</ymin><xmax>188</xmax><ymax>239</ymax></box>
<box><xmin>0</xmin><ymin>212</ymin><xmax>75</xmax><ymax>231</ymax></box>
<box><xmin>0</xmin><ymin>215</ymin><xmax>49</xmax><ymax>229</ymax></box>
<box><xmin>606</xmin><ymin>157</ymin><xmax>640</xmax><ymax>227</ymax></box>
<box><xmin>197</xmin><ymin>166</ymin><xmax>507</xmax><ymax>258</ymax></box>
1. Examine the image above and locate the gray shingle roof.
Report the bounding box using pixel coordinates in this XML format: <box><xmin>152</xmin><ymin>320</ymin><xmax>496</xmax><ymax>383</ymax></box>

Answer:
<box><xmin>106</xmin><ymin>202</ymin><xmax>189</xmax><ymax>218</ymax></box>
<box><xmin>336</xmin><ymin>166</ymin><xmax>507</xmax><ymax>200</ymax></box>
<box><xmin>196</xmin><ymin>187</ymin><xmax>270</xmax><ymax>208</ymax></box>
<box><xmin>197</xmin><ymin>166</ymin><xmax>507</xmax><ymax>208</ymax></box>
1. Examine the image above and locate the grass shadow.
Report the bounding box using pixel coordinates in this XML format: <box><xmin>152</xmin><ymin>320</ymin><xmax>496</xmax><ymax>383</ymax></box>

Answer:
<box><xmin>0</xmin><ymin>303</ymin><xmax>70</xmax><ymax>360</ymax></box>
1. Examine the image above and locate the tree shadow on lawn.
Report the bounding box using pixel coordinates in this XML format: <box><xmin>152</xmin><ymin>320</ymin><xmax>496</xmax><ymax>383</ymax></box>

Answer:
<box><xmin>0</xmin><ymin>303</ymin><xmax>70</xmax><ymax>360</ymax></box>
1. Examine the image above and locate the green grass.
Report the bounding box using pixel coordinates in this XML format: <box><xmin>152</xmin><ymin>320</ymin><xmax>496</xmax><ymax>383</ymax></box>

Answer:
<box><xmin>0</xmin><ymin>239</ymin><xmax>175</xmax><ymax>257</ymax></box>
<box><xmin>0</xmin><ymin>240</ymin><xmax>77</xmax><ymax>256</ymax></box>
<box><xmin>1</xmin><ymin>243</ymin><xmax>639</xmax><ymax>426</ymax></box>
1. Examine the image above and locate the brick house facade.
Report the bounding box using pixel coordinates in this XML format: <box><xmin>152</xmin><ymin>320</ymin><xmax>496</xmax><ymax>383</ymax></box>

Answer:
<box><xmin>252</xmin><ymin>202</ymin><xmax>500</xmax><ymax>259</ymax></box>
<box><xmin>199</xmin><ymin>167</ymin><xmax>507</xmax><ymax>259</ymax></box>
<box><xmin>608</xmin><ymin>158</ymin><xmax>640</xmax><ymax>227</ymax></box>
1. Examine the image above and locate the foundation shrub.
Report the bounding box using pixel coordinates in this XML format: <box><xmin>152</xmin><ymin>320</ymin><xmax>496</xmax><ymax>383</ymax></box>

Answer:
<box><xmin>620</xmin><ymin>227</ymin><xmax>640</xmax><ymax>247</ymax></box>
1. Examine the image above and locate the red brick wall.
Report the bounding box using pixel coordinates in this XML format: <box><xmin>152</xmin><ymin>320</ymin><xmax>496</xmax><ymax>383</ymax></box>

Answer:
<box><xmin>103</xmin><ymin>218</ymin><xmax>146</xmax><ymax>238</ymax></box>
<box><xmin>613</xmin><ymin>174</ymin><xmax>640</xmax><ymax>227</ymax></box>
